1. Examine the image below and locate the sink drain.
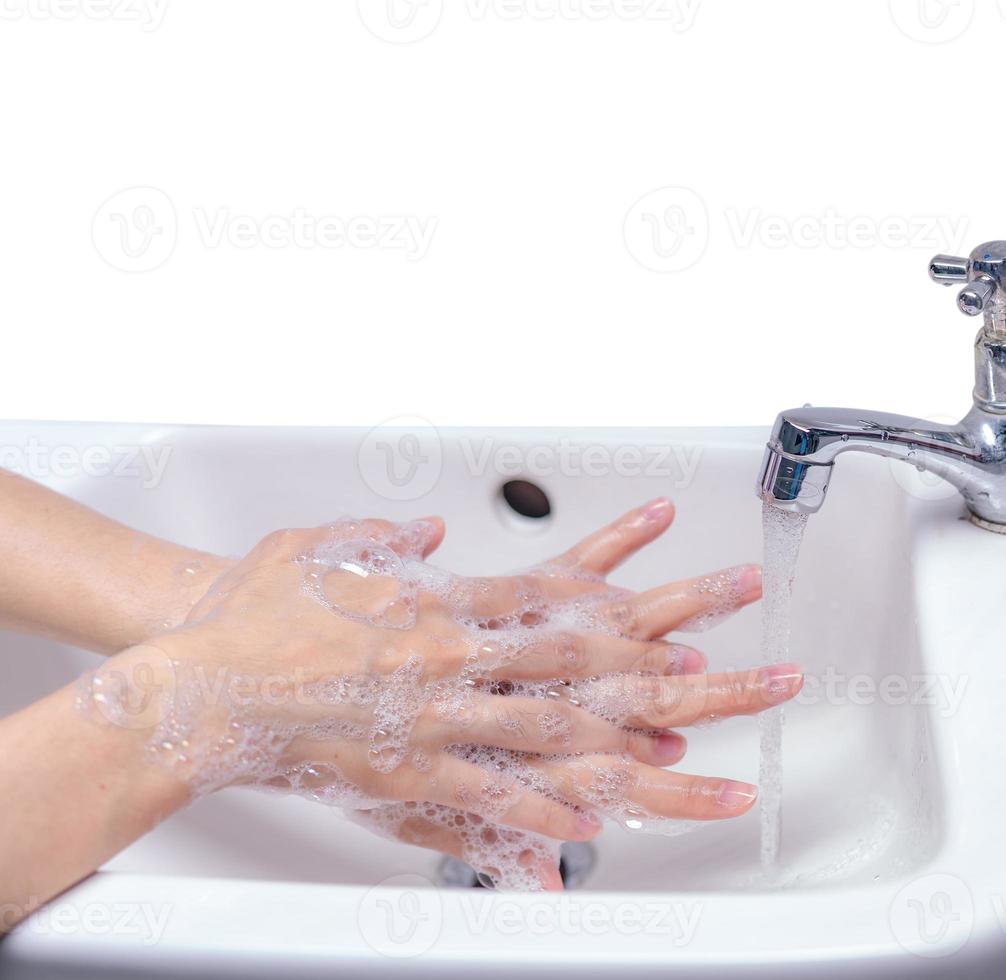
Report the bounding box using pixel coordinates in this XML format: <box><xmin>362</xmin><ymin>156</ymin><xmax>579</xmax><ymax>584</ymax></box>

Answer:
<box><xmin>437</xmin><ymin>842</ymin><xmax>596</xmax><ymax>890</ymax></box>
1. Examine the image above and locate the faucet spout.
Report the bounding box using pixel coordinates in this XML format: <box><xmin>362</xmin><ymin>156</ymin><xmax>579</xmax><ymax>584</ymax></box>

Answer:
<box><xmin>757</xmin><ymin>242</ymin><xmax>1006</xmax><ymax>530</ymax></box>
<box><xmin>758</xmin><ymin>405</ymin><xmax>1006</xmax><ymax>525</ymax></box>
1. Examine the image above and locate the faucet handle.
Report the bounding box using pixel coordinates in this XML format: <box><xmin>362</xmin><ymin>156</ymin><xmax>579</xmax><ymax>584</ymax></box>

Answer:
<box><xmin>930</xmin><ymin>242</ymin><xmax>1006</xmax><ymax>317</ymax></box>
<box><xmin>929</xmin><ymin>254</ymin><xmax>970</xmax><ymax>284</ymax></box>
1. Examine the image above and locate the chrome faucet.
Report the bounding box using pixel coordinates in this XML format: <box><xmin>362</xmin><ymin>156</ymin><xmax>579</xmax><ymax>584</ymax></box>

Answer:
<box><xmin>758</xmin><ymin>241</ymin><xmax>1006</xmax><ymax>531</ymax></box>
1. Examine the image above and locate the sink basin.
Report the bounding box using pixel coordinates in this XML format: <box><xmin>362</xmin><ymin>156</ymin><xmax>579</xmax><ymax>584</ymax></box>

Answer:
<box><xmin>1</xmin><ymin>422</ymin><xmax>1002</xmax><ymax>977</ymax></box>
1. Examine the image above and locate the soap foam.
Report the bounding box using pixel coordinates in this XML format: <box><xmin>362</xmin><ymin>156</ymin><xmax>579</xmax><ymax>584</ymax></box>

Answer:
<box><xmin>78</xmin><ymin>517</ymin><xmax>731</xmax><ymax>890</ymax></box>
<box><xmin>676</xmin><ymin>566</ymin><xmax>751</xmax><ymax>633</ymax></box>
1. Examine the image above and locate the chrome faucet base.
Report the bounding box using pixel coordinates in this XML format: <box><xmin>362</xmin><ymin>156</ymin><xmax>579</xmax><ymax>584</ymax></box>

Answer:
<box><xmin>968</xmin><ymin>513</ymin><xmax>1006</xmax><ymax>534</ymax></box>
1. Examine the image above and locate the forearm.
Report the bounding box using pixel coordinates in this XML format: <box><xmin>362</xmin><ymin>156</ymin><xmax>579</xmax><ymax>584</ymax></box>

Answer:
<box><xmin>0</xmin><ymin>469</ymin><xmax>230</xmax><ymax>654</ymax></box>
<box><xmin>0</xmin><ymin>652</ymin><xmax>190</xmax><ymax>928</ymax></box>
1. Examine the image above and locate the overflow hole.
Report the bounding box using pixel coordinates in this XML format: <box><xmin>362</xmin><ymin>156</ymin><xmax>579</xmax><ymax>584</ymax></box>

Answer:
<box><xmin>500</xmin><ymin>480</ymin><xmax>551</xmax><ymax>520</ymax></box>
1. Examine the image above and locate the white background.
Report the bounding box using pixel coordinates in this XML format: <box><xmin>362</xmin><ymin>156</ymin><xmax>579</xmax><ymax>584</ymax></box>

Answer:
<box><xmin>0</xmin><ymin>0</ymin><xmax>1000</xmax><ymax>427</ymax></box>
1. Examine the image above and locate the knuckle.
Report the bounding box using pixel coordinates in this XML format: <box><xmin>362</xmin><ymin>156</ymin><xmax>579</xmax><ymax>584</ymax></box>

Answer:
<box><xmin>634</xmin><ymin>644</ymin><xmax>671</xmax><ymax>675</ymax></box>
<box><xmin>606</xmin><ymin>601</ymin><xmax>641</xmax><ymax>635</ymax></box>
<box><xmin>384</xmin><ymin>764</ymin><xmax>419</xmax><ymax>802</ymax></box>
<box><xmin>493</xmin><ymin>703</ymin><xmax>529</xmax><ymax>740</ymax></box>
<box><xmin>358</xmin><ymin>518</ymin><xmax>394</xmax><ymax>539</ymax></box>
<box><xmin>620</xmin><ymin>726</ymin><xmax>642</xmax><ymax>755</ymax></box>
<box><xmin>636</xmin><ymin>677</ymin><xmax>681</xmax><ymax>726</ymax></box>
<box><xmin>681</xmin><ymin>779</ymin><xmax>711</xmax><ymax>816</ymax></box>
<box><xmin>553</xmin><ymin>632</ymin><xmax>586</xmax><ymax>673</ymax></box>
<box><xmin>262</xmin><ymin>527</ymin><xmax>299</xmax><ymax>550</ymax></box>
<box><xmin>725</xmin><ymin>670</ymin><xmax>757</xmax><ymax>709</ymax></box>
<box><xmin>539</xmin><ymin>800</ymin><xmax>575</xmax><ymax>840</ymax></box>
<box><xmin>537</xmin><ymin>702</ymin><xmax>576</xmax><ymax>747</ymax></box>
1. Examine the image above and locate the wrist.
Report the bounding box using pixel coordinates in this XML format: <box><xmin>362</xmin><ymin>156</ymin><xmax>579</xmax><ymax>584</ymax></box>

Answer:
<box><xmin>77</xmin><ymin>644</ymin><xmax>194</xmax><ymax>803</ymax></box>
<box><xmin>153</xmin><ymin>551</ymin><xmax>233</xmax><ymax>631</ymax></box>
<box><xmin>0</xmin><ymin>668</ymin><xmax>193</xmax><ymax>917</ymax></box>
<box><xmin>109</xmin><ymin>546</ymin><xmax>233</xmax><ymax>654</ymax></box>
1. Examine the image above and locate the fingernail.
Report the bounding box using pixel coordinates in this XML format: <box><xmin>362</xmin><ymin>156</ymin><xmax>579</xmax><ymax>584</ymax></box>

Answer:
<box><xmin>641</xmin><ymin>497</ymin><xmax>672</xmax><ymax>522</ymax></box>
<box><xmin>655</xmin><ymin>732</ymin><xmax>687</xmax><ymax>761</ymax></box>
<box><xmin>666</xmin><ymin>644</ymin><xmax>706</xmax><ymax>675</ymax></box>
<box><xmin>576</xmin><ymin>812</ymin><xmax>603</xmax><ymax>837</ymax></box>
<box><xmin>717</xmin><ymin>780</ymin><xmax>758</xmax><ymax>808</ymax></box>
<box><xmin>758</xmin><ymin>663</ymin><xmax>804</xmax><ymax>703</ymax></box>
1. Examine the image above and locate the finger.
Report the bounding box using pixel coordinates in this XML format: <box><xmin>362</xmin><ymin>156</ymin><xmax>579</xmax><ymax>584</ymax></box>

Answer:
<box><xmin>549</xmin><ymin>498</ymin><xmax>675</xmax><ymax>575</ymax></box>
<box><xmin>327</xmin><ymin>517</ymin><xmax>445</xmax><ymax>559</ymax></box>
<box><xmin>247</xmin><ymin>517</ymin><xmax>445</xmax><ymax>567</ymax></box>
<box><xmin>600</xmin><ymin>564</ymin><xmax>762</xmax><ymax>639</ymax></box>
<box><xmin>387</xmin><ymin>516</ymin><xmax>445</xmax><ymax>559</ymax></box>
<box><xmin>423</xmin><ymin>695</ymin><xmax>688</xmax><ymax>768</ymax></box>
<box><xmin>489</xmin><ymin>632</ymin><xmax>707</xmax><ymax>680</ymax></box>
<box><xmin>387</xmin><ymin>812</ymin><xmax>470</xmax><ymax>860</ymax></box>
<box><xmin>456</xmin><ymin>574</ymin><xmax>550</xmax><ymax>623</ymax></box>
<box><xmin>456</xmin><ymin>574</ymin><xmax>628</xmax><ymax>624</ymax></box>
<box><xmin>577</xmin><ymin>664</ymin><xmax>803</xmax><ymax>729</ymax></box>
<box><xmin>377</xmin><ymin>811</ymin><xmax>563</xmax><ymax>892</ymax></box>
<box><xmin>537</xmin><ymin>755</ymin><xmax>759</xmax><ymax>821</ymax></box>
<box><xmin>403</xmin><ymin>755</ymin><xmax>602</xmax><ymax>844</ymax></box>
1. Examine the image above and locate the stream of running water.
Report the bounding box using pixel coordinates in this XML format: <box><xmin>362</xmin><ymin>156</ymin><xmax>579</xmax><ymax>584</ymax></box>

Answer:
<box><xmin>758</xmin><ymin>502</ymin><xmax>808</xmax><ymax>871</ymax></box>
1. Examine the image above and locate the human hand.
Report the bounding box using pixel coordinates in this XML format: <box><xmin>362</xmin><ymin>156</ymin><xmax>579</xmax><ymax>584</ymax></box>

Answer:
<box><xmin>81</xmin><ymin>500</ymin><xmax>801</xmax><ymax>890</ymax></box>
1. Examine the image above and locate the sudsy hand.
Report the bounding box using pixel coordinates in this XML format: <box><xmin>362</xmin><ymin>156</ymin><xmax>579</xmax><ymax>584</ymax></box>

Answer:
<box><xmin>80</xmin><ymin>499</ymin><xmax>802</xmax><ymax>890</ymax></box>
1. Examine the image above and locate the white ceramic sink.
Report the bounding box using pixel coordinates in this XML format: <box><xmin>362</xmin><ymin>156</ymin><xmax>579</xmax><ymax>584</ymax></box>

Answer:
<box><xmin>1</xmin><ymin>422</ymin><xmax>1004</xmax><ymax>977</ymax></box>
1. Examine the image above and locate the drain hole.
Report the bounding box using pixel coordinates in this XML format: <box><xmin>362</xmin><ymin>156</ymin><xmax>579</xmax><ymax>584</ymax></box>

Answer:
<box><xmin>501</xmin><ymin>480</ymin><xmax>551</xmax><ymax>520</ymax></box>
<box><xmin>437</xmin><ymin>842</ymin><xmax>596</xmax><ymax>890</ymax></box>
